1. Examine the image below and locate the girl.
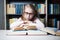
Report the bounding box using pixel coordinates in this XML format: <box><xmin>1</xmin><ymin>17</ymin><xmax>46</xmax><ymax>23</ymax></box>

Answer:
<box><xmin>10</xmin><ymin>4</ymin><xmax>44</xmax><ymax>30</ymax></box>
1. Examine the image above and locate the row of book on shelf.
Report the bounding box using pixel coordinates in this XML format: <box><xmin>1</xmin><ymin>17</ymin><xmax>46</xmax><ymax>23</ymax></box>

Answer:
<box><xmin>48</xmin><ymin>4</ymin><xmax>60</xmax><ymax>14</ymax></box>
<box><xmin>6</xmin><ymin>2</ymin><xmax>46</xmax><ymax>15</ymax></box>
<box><xmin>7</xmin><ymin>3</ymin><xmax>60</xmax><ymax>15</ymax></box>
<box><xmin>48</xmin><ymin>18</ymin><xmax>60</xmax><ymax>30</ymax></box>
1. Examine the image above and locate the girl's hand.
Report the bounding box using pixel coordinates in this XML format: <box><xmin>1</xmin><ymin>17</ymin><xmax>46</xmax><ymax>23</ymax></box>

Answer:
<box><xmin>14</xmin><ymin>27</ymin><xmax>24</xmax><ymax>31</ymax></box>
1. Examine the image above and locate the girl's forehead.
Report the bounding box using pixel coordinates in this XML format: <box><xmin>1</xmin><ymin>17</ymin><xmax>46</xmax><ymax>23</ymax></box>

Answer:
<box><xmin>25</xmin><ymin>7</ymin><xmax>34</xmax><ymax>13</ymax></box>
<box><xmin>25</xmin><ymin>4</ymin><xmax>31</xmax><ymax>7</ymax></box>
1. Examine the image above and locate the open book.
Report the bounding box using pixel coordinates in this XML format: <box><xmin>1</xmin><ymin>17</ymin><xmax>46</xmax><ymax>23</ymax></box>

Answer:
<box><xmin>56</xmin><ymin>30</ymin><xmax>60</xmax><ymax>36</ymax></box>
<box><xmin>40</xmin><ymin>27</ymin><xmax>60</xmax><ymax>36</ymax></box>
<box><xmin>7</xmin><ymin>30</ymin><xmax>47</xmax><ymax>36</ymax></box>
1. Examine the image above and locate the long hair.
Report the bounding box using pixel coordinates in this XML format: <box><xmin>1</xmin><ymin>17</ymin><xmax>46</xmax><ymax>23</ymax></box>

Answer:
<box><xmin>21</xmin><ymin>4</ymin><xmax>38</xmax><ymax>21</ymax></box>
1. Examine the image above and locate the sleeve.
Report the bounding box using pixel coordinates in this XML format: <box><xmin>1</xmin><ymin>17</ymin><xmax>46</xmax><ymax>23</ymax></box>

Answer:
<box><xmin>34</xmin><ymin>18</ymin><xmax>45</xmax><ymax>30</ymax></box>
<box><xmin>10</xmin><ymin>18</ymin><xmax>23</xmax><ymax>30</ymax></box>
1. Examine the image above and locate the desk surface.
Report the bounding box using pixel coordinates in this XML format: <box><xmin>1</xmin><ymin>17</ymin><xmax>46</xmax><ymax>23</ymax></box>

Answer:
<box><xmin>0</xmin><ymin>30</ymin><xmax>60</xmax><ymax>40</ymax></box>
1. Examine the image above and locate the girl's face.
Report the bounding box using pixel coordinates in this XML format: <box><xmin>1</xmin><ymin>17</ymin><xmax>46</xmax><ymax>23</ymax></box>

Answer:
<box><xmin>23</xmin><ymin>6</ymin><xmax>34</xmax><ymax>20</ymax></box>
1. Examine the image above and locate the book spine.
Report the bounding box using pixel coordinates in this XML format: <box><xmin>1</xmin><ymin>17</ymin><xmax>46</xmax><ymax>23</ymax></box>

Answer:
<box><xmin>37</xmin><ymin>4</ymin><xmax>41</xmax><ymax>14</ymax></box>
<box><xmin>48</xmin><ymin>4</ymin><xmax>51</xmax><ymax>14</ymax></box>
<box><xmin>53</xmin><ymin>4</ymin><xmax>59</xmax><ymax>14</ymax></box>
<box><xmin>41</xmin><ymin>4</ymin><xmax>45</xmax><ymax>14</ymax></box>
<box><xmin>59</xmin><ymin>5</ymin><xmax>60</xmax><ymax>14</ymax></box>
<box><xmin>51</xmin><ymin>4</ymin><xmax>53</xmax><ymax>14</ymax></box>
<box><xmin>48</xmin><ymin>4</ymin><xmax>53</xmax><ymax>14</ymax></box>
<box><xmin>57</xmin><ymin>21</ymin><xmax>60</xmax><ymax>30</ymax></box>
<box><xmin>58</xmin><ymin>4</ymin><xmax>60</xmax><ymax>14</ymax></box>
<box><xmin>48</xmin><ymin>18</ymin><xmax>57</xmax><ymax>28</ymax></box>
<box><xmin>54</xmin><ymin>19</ymin><xmax>57</xmax><ymax>28</ymax></box>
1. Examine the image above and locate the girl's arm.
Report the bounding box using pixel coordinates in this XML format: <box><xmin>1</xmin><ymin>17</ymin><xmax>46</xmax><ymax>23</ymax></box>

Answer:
<box><xmin>34</xmin><ymin>18</ymin><xmax>45</xmax><ymax>30</ymax></box>
<box><xmin>27</xmin><ymin>18</ymin><xmax>44</xmax><ymax>30</ymax></box>
<box><xmin>10</xmin><ymin>18</ymin><xmax>24</xmax><ymax>30</ymax></box>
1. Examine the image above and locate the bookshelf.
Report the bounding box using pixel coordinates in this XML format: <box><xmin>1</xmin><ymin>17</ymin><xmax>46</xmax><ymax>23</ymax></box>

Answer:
<box><xmin>6</xmin><ymin>0</ymin><xmax>47</xmax><ymax>30</ymax></box>
<box><xmin>47</xmin><ymin>0</ymin><xmax>60</xmax><ymax>29</ymax></box>
<box><xmin>5</xmin><ymin>0</ymin><xmax>60</xmax><ymax>30</ymax></box>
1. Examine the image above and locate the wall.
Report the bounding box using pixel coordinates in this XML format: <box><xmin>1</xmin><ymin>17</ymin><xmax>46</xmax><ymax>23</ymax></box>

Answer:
<box><xmin>0</xmin><ymin>0</ymin><xmax>5</xmax><ymax>29</ymax></box>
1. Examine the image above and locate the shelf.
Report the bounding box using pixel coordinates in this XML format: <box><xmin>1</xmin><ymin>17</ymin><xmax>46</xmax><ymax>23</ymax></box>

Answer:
<box><xmin>6</xmin><ymin>14</ymin><xmax>22</xmax><ymax>16</ymax></box>
<box><xmin>6</xmin><ymin>14</ymin><xmax>22</xmax><ymax>19</ymax></box>
<box><xmin>6</xmin><ymin>0</ymin><xmax>45</xmax><ymax>4</ymax></box>
<box><xmin>48</xmin><ymin>0</ymin><xmax>60</xmax><ymax>4</ymax></box>
<box><xmin>6</xmin><ymin>14</ymin><xmax>46</xmax><ymax>18</ymax></box>
<box><xmin>38</xmin><ymin>14</ymin><xmax>46</xmax><ymax>18</ymax></box>
<box><xmin>48</xmin><ymin>14</ymin><xmax>60</xmax><ymax>19</ymax></box>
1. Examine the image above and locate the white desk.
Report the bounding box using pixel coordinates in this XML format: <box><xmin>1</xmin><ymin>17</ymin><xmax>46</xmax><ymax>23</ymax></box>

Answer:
<box><xmin>0</xmin><ymin>30</ymin><xmax>60</xmax><ymax>40</ymax></box>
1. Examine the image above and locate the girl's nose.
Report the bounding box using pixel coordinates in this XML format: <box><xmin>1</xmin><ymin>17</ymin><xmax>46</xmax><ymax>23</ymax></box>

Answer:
<box><xmin>28</xmin><ymin>14</ymin><xmax>30</xmax><ymax>18</ymax></box>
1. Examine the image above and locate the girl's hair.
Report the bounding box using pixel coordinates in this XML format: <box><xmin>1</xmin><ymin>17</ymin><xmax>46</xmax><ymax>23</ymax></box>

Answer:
<box><xmin>21</xmin><ymin>4</ymin><xmax>38</xmax><ymax>21</ymax></box>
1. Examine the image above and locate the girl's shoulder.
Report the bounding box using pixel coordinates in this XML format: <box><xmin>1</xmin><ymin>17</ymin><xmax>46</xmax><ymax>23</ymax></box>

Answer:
<box><xmin>18</xmin><ymin>17</ymin><xmax>23</xmax><ymax>21</ymax></box>
<box><xmin>33</xmin><ymin>17</ymin><xmax>40</xmax><ymax>22</ymax></box>
<box><xmin>34</xmin><ymin>18</ymin><xmax>40</xmax><ymax>21</ymax></box>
